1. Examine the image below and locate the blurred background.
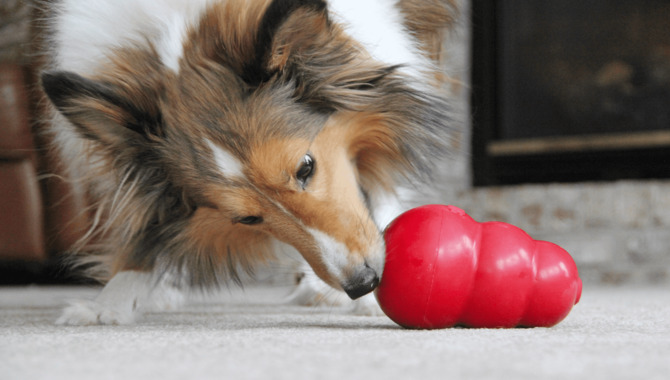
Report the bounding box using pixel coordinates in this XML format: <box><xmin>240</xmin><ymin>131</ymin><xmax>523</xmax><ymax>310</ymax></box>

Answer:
<box><xmin>1</xmin><ymin>0</ymin><xmax>669</xmax><ymax>286</ymax></box>
<box><xmin>1</xmin><ymin>0</ymin><xmax>92</xmax><ymax>284</ymax></box>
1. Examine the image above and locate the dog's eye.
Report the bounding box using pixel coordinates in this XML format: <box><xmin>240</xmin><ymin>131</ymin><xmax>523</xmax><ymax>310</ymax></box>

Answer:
<box><xmin>235</xmin><ymin>216</ymin><xmax>263</xmax><ymax>225</ymax></box>
<box><xmin>296</xmin><ymin>154</ymin><xmax>315</xmax><ymax>187</ymax></box>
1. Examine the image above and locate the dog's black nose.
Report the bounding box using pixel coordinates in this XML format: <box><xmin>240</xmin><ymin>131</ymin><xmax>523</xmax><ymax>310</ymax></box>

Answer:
<box><xmin>342</xmin><ymin>266</ymin><xmax>380</xmax><ymax>300</ymax></box>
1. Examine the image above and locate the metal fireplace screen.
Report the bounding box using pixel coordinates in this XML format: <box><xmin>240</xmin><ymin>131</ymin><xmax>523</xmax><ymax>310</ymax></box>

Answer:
<box><xmin>472</xmin><ymin>0</ymin><xmax>670</xmax><ymax>186</ymax></box>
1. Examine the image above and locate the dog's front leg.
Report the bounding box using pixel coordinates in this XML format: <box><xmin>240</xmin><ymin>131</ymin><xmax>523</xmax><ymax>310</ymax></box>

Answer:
<box><xmin>56</xmin><ymin>271</ymin><xmax>158</xmax><ymax>325</ymax></box>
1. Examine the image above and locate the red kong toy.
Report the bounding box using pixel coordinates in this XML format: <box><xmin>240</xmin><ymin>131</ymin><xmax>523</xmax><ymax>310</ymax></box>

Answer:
<box><xmin>375</xmin><ymin>205</ymin><xmax>582</xmax><ymax>329</ymax></box>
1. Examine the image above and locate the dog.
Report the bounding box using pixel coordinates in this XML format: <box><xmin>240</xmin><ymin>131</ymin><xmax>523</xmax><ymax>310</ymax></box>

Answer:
<box><xmin>39</xmin><ymin>0</ymin><xmax>456</xmax><ymax>324</ymax></box>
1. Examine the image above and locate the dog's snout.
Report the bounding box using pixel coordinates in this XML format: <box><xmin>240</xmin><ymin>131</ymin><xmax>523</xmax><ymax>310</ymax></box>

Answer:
<box><xmin>342</xmin><ymin>266</ymin><xmax>380</xmax><ymax>300</ymax></box>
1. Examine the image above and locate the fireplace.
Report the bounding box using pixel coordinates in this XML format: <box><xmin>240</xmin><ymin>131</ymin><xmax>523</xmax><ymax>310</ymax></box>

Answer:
<box><xmin>471</xmin><ymin>0</ymin><xmax>670</xmax><ymax>186</ymax></box>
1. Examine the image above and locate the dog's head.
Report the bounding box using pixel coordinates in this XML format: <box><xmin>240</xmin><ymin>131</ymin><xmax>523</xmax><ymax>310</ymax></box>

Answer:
<box><xmin>42</xmin><ymin>0</ymin><xmax>452</xmax><ymax>298</ymax></box>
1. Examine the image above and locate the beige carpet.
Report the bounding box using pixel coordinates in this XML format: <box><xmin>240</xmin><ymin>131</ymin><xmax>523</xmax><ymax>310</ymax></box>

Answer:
<box><xmin>1</xmin><ymin>284</ymin><xmax>669</xmax><ymax>380</ymax></box>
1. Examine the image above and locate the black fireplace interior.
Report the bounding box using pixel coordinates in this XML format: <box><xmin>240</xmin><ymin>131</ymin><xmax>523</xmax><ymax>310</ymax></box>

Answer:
<box><xmin>471</xmin><ymin>0</ymin><xmax>670</xmax><ymax>186</ymax></box>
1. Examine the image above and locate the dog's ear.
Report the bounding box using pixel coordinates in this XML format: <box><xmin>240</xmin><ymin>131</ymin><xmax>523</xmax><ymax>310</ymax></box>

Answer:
<box><xmin>242</xmin><ymin>0</ymin><xmax>329</xmax><ymax>84</ymax></box>
<box><xmin>396</xmin><ymin>0</ymin><xmax>457</xmax><ymax>62</ymax></box>
<box><xmin>41</xmin><ymin>71</ymin><xmax>163</xmax><ymax>146</ymax></box>
<box><xmin>345</xmin><ymin>87</ymin><xmax>454</xmax><ymax>192</ymax></box>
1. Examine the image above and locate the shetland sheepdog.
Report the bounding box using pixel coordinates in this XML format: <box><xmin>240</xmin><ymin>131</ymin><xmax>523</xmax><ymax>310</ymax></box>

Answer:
<box><xmin>39</xmin><ymin>0</ymin><xmax>456</xmax><ymax>324</ymax></box>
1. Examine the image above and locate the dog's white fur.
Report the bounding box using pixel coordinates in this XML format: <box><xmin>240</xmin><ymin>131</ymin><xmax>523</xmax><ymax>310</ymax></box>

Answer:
<box><xmin>51</xmin><ymin>0</ymin><xmax>431</xmax><ymax>78</ymax></box>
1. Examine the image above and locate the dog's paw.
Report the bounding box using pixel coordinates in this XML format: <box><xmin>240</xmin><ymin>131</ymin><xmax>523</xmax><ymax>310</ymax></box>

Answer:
<box><xmin>147</xmin><ymin>286</ymin><xmax>186</xmax><ymax>312</ymax></box>
<box><xmin>56</xmin><ymin>300</ymin><xmax>135</xmax><ymax>326</ymax></box>
<box><xmin>350</xmin><ymin>294</ymin><xmax>385</xmax><ymax>316</ymax></box>
<box><xmin>286</xmin><ymin>266</ymin><xmax>385</xmax><ymax>314</ymax></box>
<box><xmin>286</xmin><ymin>269</ymin><xmax>349</xmax><ymax>307</ymax></box>
<box><xmin>286</xmin><ymin>279</ymin><xmax>349</xmax><ymax>307</ymax></box>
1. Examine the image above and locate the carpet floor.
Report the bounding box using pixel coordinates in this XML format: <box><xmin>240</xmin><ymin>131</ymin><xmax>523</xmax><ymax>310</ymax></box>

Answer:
<box><xmin>1</xmin><ymin>284</ymin><xmax>668</xmax><ymax>380</ymax></box>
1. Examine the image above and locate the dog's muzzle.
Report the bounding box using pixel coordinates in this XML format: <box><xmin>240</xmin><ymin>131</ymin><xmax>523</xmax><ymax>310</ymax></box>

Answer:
<box><xmin>342</xmin><ymin>265</ymin><xmax>380</xmax><ymax>300</ymax></box>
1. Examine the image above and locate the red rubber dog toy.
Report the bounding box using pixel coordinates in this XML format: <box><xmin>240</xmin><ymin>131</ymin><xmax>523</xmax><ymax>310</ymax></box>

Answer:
<box><xmin>375</xmin><ymin>205</ymin><xmax>582</xmax><ymax>329</ymax></box>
